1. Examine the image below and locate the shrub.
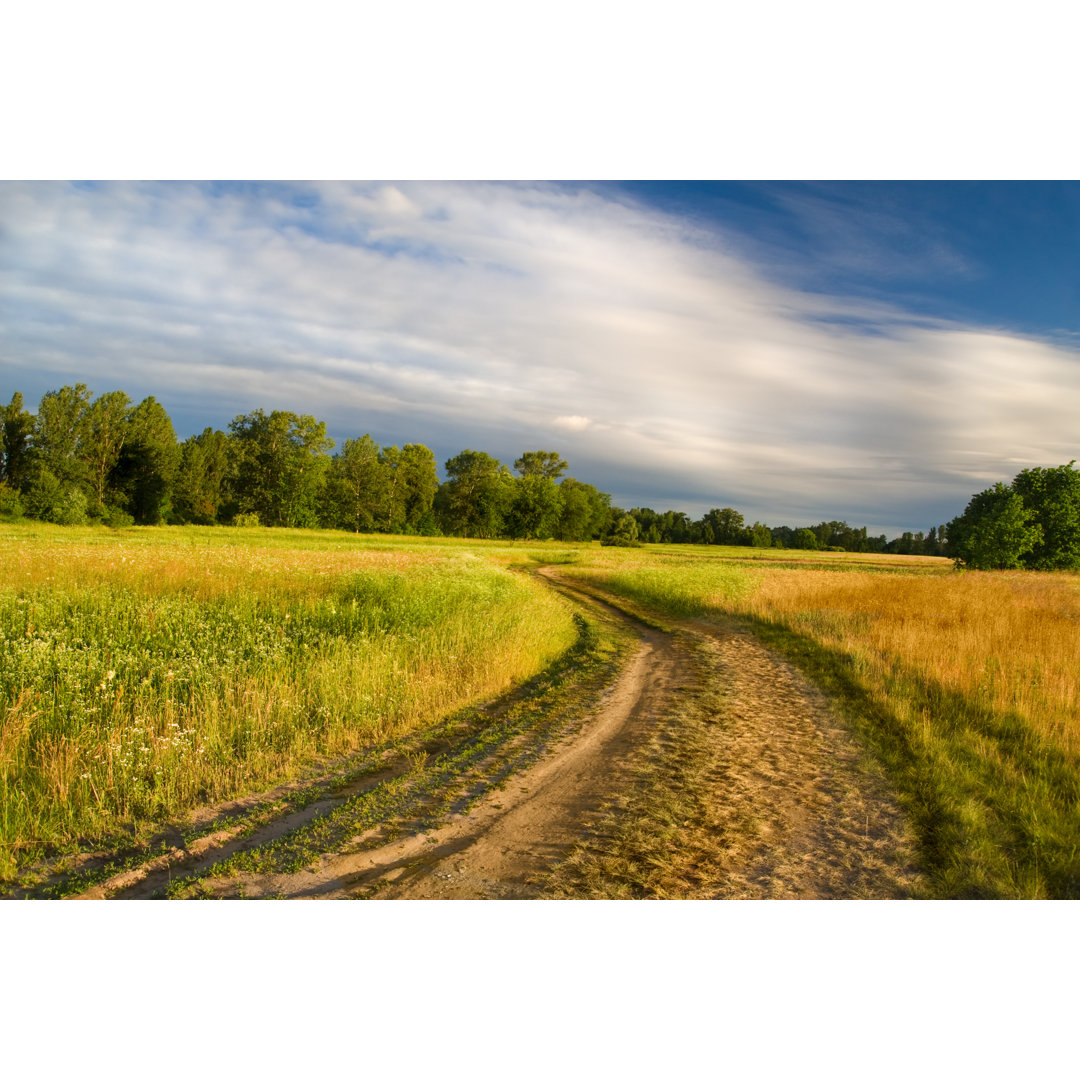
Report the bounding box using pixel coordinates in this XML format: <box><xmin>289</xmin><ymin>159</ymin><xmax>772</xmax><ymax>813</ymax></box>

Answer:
<box><xmin>0</xmin><ymin>483</ymin><xmax>24</xmax><ymax>519</ymax></box>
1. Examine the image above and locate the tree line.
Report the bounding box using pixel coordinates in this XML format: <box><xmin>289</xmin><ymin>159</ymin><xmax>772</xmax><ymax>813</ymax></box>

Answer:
<box><xmin>0</xmin><ymin>386</ymin><xmax>615</xmax><ymax>540</ymax></box>
<box><xmin>616</xmin><ymin>505</ymin><xmax>949</xmax><ymax>555</ymax></box>
<box><xmin>11</xmin><ymin>384</ymin><xmax>1060</xmax><ymax>562</ymax></box>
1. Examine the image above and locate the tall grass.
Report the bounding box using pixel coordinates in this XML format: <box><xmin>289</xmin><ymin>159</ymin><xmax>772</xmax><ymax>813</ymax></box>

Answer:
<box><xmin>559</xmin><ymin>549</ymin><xmax>1080</xmax><ymax>898</ymax></box>
<box><xmin>736</xmin><ymin>569</ymin><xmax>1080</xmax><ymax>757</ymax></box>
<box><xmin>0</xmin><ymin>526</ymin><xmax>577</xmax><ymax>882</ymax></box>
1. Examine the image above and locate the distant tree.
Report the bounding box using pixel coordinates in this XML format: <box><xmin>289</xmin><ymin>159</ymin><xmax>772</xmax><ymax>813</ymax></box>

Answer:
<box><xmin>378</xmin><ymin>444</ymin><xmax>405</xmax><ymax>533</ymax></box>
<box><xmin>630</xmin><ymin>508</ymin><xmax>662</xmax><ymax>542</ymax></box>
<box><xmin>110</xmin><ymin>396</ymin><xmax>180</xmax><ymax>524</ymax></box>
<box><xmin>749</xmin><ymin>521</ymin><xmax>772</xmax><ymax>547</ymax></box>
<box><xmin>770</xmin><ymin>525</ymin><xmax>794</xmax><ymax>549</ymax></box>
<box><xmin>947</xmin><ymin>482</ymin><xmax>1042</xmax><ymax>570</ymax></box>
<box><xmin>174</xmin><ymin>428</ymin><xmax>231</xmax><ymax>524</ymax></box>
<box><xmin>322</xmin><ymin>435</ymin><xmax>382</xmax><ymax>532</ymax></box>
<box><xmin>398</xmin><ymin>444</ymin><xmax>439</xmax><ymax>533</ymax></box>
<box><xmin>506</xmin><ymin>474</ymin><xmax>563</xmax><ymax>540</ymax></box>
<box><xmin>602</xmin><ymin>509</ymin><xmax>641</xmax><ymax>547</ymax></box>
<box><xmin>2</xmin><ymin>393</ymin><xmax>35</xmax><ymax>492</ymax></box>
<box><xmin>555</xmin><ymin>478</ymin><xmax>610</xmax><ymax>541</ymax></box>
<box><xmin>228</xmin><ymin>410</ymin><xmax>333</xmax><ymax>527</ymax></box>
<box><xmin>659</xmin><ymin>510</ymin><xmax>692</xmax><ymax>544</ymax></box>
<box><xmin>33</xmin><ymin>383</ymin><xmax>93</xmax><ymax>489</ymax></box>
<box><xmin>701</xmin><ymin>507</ymin><xmax>746</xmax><ymax>546</ymax></box>
<box><xmin>0</xmin><ymin>481</ymin><xmax>22</xmax><ymax>519</ymax></box>
<box><xmin>514</xmin><ymin>450</ymin><xmax>568</xmax><ymax>480</ymax></box>
<box><xmin>436</xmin><ymin>450</ymin><xmax>510</xmax><ymax>538</ymax></box>
<box><xmin>23</xmin><ymin>469</ymin><xmax>89</xmax><ymax>525</ymax></box>
<box><xmin>792</xmin><ymin>528</ymin><xmax>819</xmax><ymax>550</ymax></box>
<box><xmin>80</xmin><ymin>390</ymin><xmax>132</xmax><ymax>511</ymax></box>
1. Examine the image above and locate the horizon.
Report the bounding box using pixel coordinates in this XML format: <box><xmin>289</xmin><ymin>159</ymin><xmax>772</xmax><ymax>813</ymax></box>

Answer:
<box><xmin>3</xmin><ymin>180</ymin><xmax>1077</xmax><ymax>537</ymax></box>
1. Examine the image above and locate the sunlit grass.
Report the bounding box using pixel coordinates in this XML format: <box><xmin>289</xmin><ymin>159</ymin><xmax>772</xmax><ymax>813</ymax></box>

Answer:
<box><xmin>0</xmin><ymin>524</ymin><xmax>577</xmax><ymax>883</ymax></box>
<box><xmin>558</xmin><ymin>546</ymin><xmax>1080</xmax><ymax>898</ymax></box>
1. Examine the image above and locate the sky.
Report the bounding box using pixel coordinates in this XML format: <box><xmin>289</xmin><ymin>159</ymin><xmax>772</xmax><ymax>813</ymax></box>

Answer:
<box><xmin>2</xmin><ymin>179</ymin><xmax>1078</xmax><ymax>536</ymax></box>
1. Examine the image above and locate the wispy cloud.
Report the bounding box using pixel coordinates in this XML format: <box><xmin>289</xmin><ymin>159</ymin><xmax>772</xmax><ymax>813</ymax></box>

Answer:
<box><xmin>1</xmin><ymin>180</ymin><xmax>1077</xmax><ymax>533</ymax></box>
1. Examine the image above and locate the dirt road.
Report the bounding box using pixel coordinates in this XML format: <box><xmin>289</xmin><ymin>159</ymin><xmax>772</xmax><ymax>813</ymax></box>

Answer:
<box><xmin>66</xmin><ymin>568</ymin><xmax>923</xmax><ymax>899</ymax></box>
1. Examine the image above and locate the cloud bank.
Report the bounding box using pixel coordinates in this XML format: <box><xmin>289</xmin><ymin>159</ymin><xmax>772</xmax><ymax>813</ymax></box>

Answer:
<box><xmin>2</xmin><ymin>180</ymin><xmax>1078</xmax><ymax>534</ymax></box>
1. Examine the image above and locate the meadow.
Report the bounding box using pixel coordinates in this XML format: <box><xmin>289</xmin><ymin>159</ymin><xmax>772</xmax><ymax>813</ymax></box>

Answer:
<box><xmin>2</xmin><ymin>523</ymin><xmax>1077</xmax><ymax>898</ymax></box>
<box><xmin>0</xmin><ymin>524</ymin><xmax>577</xmax><ymax>884</ymax></box>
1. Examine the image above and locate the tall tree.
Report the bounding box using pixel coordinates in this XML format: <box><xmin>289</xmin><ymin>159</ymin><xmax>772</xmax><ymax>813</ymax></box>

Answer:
<box><xmin>505</xmin><ymin>474</ymin><xmax>563</xmax><ymax>540</ymax></box>
<box><xmin>398</xmin><ymin>443</ymin><xmax>439</xmax><ymax>533</ymax></box>
<box><xmin>80</xmin><ymin>390</ymin><xmax>132</xmax><ymax>509</ymax></box>
<box><xmin>514</xmin><ymin>450</ymin><xmax>568</xmax><ymax>480</ymax></box>
<box><xmin>322</xmin><ymin>435</ymin><xmax>382</xmax><ymax>532</ymax></box>
<box><xmin>1011</xmin><ymin>461</ymin><xmax>1080</xmax><ymax>570</ymax></box>
<box><xmin>947</xmin><ymin>482</ymin><xmax>1041</xmax><ymax>570</ymax></box>
<box><xmin>33</xmin><ymin>383</ymin><xmax>93</xmax><ymax>488</ymax></box>
<box><xmin>701</xmin><ymin>507</ymin><xmax>746</xmax><ymax>546</ymax></box>
<box><xmin>555</xmin><ymin>478</ymin><xmax>610</xmax><ymax>541</ymax></box>
<box><xmin>602</xmin><ymin>509</ymin><xmax>640</xmax><ymax>546</ymax></box>
<box><xmin>2</xmin><ymin>393</ymin><xmax>35</xmax><ymax>492</ymax></box>
<box><xmin>378</xmin><ymin>444</ymin><xmax>405</xmax><ymax>533</ymax></box>
<box><xmin>435</xmin><ymin>450</ymin><xmax>509</xmax><ymax>538</ymax></box>
<box><xmin>749</xmin><ymin>521</ymin><xmax>772</xmax><ymax>547</ymax></box>
<box><xmin>174</xmin><ymin>428</ymin><xmax>231</xmax><ymax>524</ymax></box>
<box><xmin>111</xmin><ymin>396</ymin><xmax>180</xmax><ymax>523</ymax></box>
<box><xmin>228</xmin><ymin>410</ymin><xmax>333</xmax><ymax>527</ymax></box>
<box><xmin>659</xmin><ymin>509</ymin><xmax>692</xmax><ymax>544</ymax></box>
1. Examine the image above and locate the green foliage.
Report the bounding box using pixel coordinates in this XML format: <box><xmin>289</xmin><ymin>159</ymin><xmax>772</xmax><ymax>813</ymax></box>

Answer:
<box><xmin>23</xmin><ymin>469</ymin><xmax>89</xmax><ymax>525</ymax></box>
<box><xmin>173</xmin><ymin>428</ymin><xmax>231</xmax><ymax>524</ymax></box>
<box><xmin>505</xmin><ymin>475</ymin><xmax>563</xmax><ymax>540</ymax></box>
<box><xmin>948</xmin><ymin>482</ymin><xmax>1042</xmax><ymax>570</ymax></box>
<box><xmin>397</xmin><ymin>444</ymin><xmax>439</xmax><ymax>532</ymax></box>
<box><xmin>1</xmin><ymin>393</ymin><xmax>34</xmax><ymax>492</ymax></box>
<box><xmin>228</xmin><ymin>409</ymin><xmax>334</xmax><ymax>528</ymax></box>
<box><xmin>322</xmin><ymin>435</ymin><xmax>383</xmax><ymax>532</ymax></box>
<box><xmin>111</xmin><ymin>396</ymin><xmax>180</xmax><ymax>524</ymax></box>
<box><xmin>34</xmin><ymin>383</ymin><xmax>93</xmax><ymax>489</ymax></box>
<box><xmin>1011</xmin><ymin>461</ymin><xmax>1080</xmax><ymax>570</ymax></box>
<box><xmin>101</xmin><ymin>505</ymin><xmax>135</xmax><ymax>528</ymax></box>
<box><xmin>514</xmin><ymin>450</ymin><xmax>568</xmax><ymax>480</ymax></box>
<box><xmin>749</xmin><ymin>522</ymin><xmax>772</xmax><ymax>547</ymax></box>
<box><xmin>436</xmin><ymin>449</ymin><xmax>510</xmax><ymax>538</ymax></box>
<box><xmin>0</xmin><ymin>482</ymin><xmax>24</xmax><ymax>519</ymax></box>
<box><xmin>555</xmin><ymin>478</ymin><xmax>610</xmax><ymax>541</ymax></box>
<box><xmin>80</xmin><ymin>390</ymin><xmax>132</xmax><ymax>506</ymax></box>
<box><xmin>792</xmin><ymin>528</ymin><xmax>819</xmax><ymax>550</ymax></box>
<box><xmin>701</xmin><ymin>507</ymin><xmax>746</xmax><ymax>545</ymax></box>
<box><xmin>601</xmin><ymin>510</ymin><xmax>641</xmax><ymax>547</ymax></box>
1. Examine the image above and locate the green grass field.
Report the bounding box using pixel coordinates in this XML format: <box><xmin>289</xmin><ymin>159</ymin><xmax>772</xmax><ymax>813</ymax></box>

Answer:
<box><xmin>0</xmin><ymin>524</ymin><xmax>577</xmax><ymax>883</ymax></box>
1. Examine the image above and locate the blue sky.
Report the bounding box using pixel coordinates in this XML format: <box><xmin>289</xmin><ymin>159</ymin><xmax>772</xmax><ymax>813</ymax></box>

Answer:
<box><xmin>2</xmin><ymin>180</ymin><xmax>1078</xmax><ymax>536</ymax></box>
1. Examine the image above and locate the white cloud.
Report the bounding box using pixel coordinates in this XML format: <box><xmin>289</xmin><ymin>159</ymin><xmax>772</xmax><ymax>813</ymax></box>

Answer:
<box><xmin>552</xmin><ymin>415</ymin><xmax>592</xmax><ymax>432</ymax></box>
<box><xmin>1</xmin><ymin>180</ymin><xmax>1078</xmax><ymax>533</ymax></box>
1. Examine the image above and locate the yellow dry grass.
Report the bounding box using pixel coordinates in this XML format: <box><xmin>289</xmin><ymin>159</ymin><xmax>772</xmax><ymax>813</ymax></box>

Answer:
<box><xmin>730</xmin><ymin>568</ymin><xmax>1080</xmax><ymax>757</ymax></box>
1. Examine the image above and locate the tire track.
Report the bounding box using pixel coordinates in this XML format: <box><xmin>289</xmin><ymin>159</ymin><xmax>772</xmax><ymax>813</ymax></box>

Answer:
<box><xmin>62</xmin><ymin>566</ymin><xmax>925</xmax><ymax>899</ymax></box>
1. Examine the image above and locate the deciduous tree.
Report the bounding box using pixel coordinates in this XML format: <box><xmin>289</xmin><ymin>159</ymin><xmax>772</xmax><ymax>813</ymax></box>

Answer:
<box><xmin>947</xmin><ymin>483</ymin><xmax>1041</xmax><ymax>570</ymax></box>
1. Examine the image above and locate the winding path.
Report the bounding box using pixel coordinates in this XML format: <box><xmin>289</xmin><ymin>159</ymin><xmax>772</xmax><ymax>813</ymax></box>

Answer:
<box><xmin>74</xmin><ymin>567</ymin><xmax>924</xmax><ymax>899</ymax></box>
